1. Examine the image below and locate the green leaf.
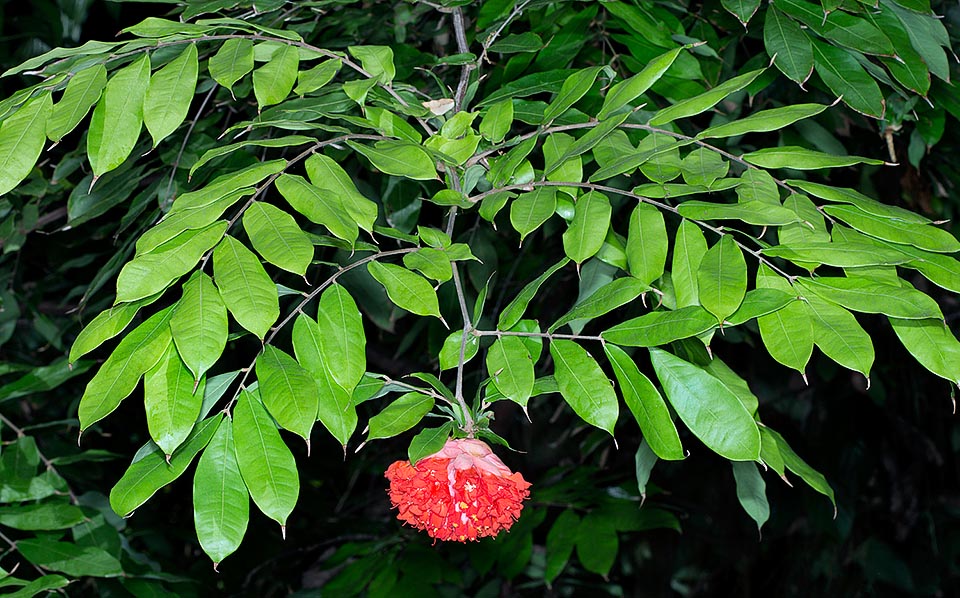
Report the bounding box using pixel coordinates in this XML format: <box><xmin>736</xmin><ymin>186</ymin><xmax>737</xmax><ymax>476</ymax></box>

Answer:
<box><xmin>144</xmin><ymin>43</ymin><xmax>198</xmax><ymax>147</ymax></box>
<box><xmin>367</xmin><ymin>392</ymin><xmax>434</xmax><ymax>441</ymax></box>
<box><xmin>487</xmin><ymin>336</ymin><xmax>535</xmax><ymax>407</ymax></box>
<box><xmin>542</xmin><ymin>66</ymin><xmax>603</xmax><ymax>124</ymax></box>
<box><xmin>648</xmin><ymin>69</ymin><xmax>763</xmax><ymax>126</ymax></box>
<box><xmin>575</xmin><ymin>511</ymin><xmax>618</xmax><ymax>576</ymax></box>
<box><xmin>766</xmin><ymin>427</ymin><xmax>836</xmax><ymax>512</ymax></box>
<box><xmin>698</xmin><ymin>103</ymin><xmax>826</xmax><ymax>139</ymax></box>
<box><xmin>759</xmin><ymin>428</ymin><xmax>786</xmax><ymax>477</ymax></box>
<box><xmin>170</xmin><ymin>272</ymin><xmax>228</xmax><ymax>382</ymax></box>
<box><xmin>545</xmin><ymin>509</ymin><xmax>580</xmax><ymax>584</ymax></box>
<box><xmin>562</xmin><ymin>191</ymin><xmax>611</xmax><ymax>265</ymax></box>
<box><xmin>193</xmin><ymin>421</ymin><xmax>248</xmax><ymax>565</ymax></box>
<box><xmin>550</xmin><ymin>277</ymin><xmax>649</xmax><ymax>333</ymax></box>
<box><xmin>722</xmin><ymin>0</ymin><xmax>761</xmax><ymax>26</ymax></box>
<box><xmin>890</xmin><ymin>317</ymin><xmax>960</xmax><ymax>385</ymax></box>
<box><xmin>346</xmin><ymin>140</ymin><xmax>437</xmax><ymax>181</ymax></box>
<box><xmin>727</xmin><ymin>288</ymin><xmax>797</xmax><ymax>325</ymax></box>
<box><xmin>756</xmin><ymin>265</ymin><xmax>813</xmax><ymax>374</ymax></box>
<box><xmin>367</xmin><ymin>261</ymin><xmax>442</xmax><ymax>320</ymax></box>
<box><xmin>489</xmin><ymin>135</ymin><xmax>536</xmax><ymax>185</ymax></box>
<box><xmin>786</xmin><ymin>179</ymin><xmax>930</xmax><ymax>225</ymax></box>
<box><xmin>209</xmin><ymin>38</ymin><xmax>254</xmax><ymax>93</ymax></box>
<box><xmin>732</xmin><ymin>461</ymin><xmax>769</xmax><ymax>535</ymax></box>
<box><xmin>811</xmin><ymin>40</ymin><xmax>884</xmax><ymax>118</ymax></box>
<box><xmin>275</xmin><ymin>174</ymin><xmax>359</xmax><ymax>245</ymax></box>
<box><xmin>69</xmin><ymin>296</ymin><xmax>153</xmax><ymax>364</ymax></box>
<box><xmin>761</xmin><ymin>242</ymin><xmax>911</xmax><ymax>267</ymax></box>
<box><xmin>550</xmin><ymin>340</ymin><xmax>618</xmax><ymax>437</ymax></box>
<box><xmin>672</xmin><ymin>220</ymin><xmax>708</xmax><ymax>308</ymax></box>
<box><xmin>763</xmin><ymin>7</ymin><xmax>814</xmax><ymax>85</ymax></box>
<box><xmin>676</xmin><ymin>201</ymin><xmax>800</xmax><ymax>226</ymax></box>
<box><xmin>3</xmin><ymin>574</ymin><xmax>70</xmax><ymax>597</ymax></box>
<box><xmin>253</xmin><ymin>44</ymin><xmax>299</xmax><ymax>109</ymax></box>
<box><xmin>822</xmin><ymin>204</ymin><xmax>959</xmax><ymax>253</ymax></box>
<box><xmin>348</xmin><ymin>45</ymin><xmax>396</xmax><ymax>84</ymax></box>
<box><xmin>87</xmin><ymin>53</ymin><xmax>150</xmax><ymax>177</ymax></box>
<box><xmin>598</xmin><ymin>46</ymin><xmax>683</xmax><ymax>120</ymax></box>
<box><xmin>242</xmin><ymin>201</ymin><xmax>314</xmax><ymax>276</ymax></box>
<box><xmin>439</xmin><ymin>329</ymin><xmax>480</xmax><ymax>371</ymax></box>
<box><xmin>478</xmin><ymin>69</ymin><xmax>576</xmax><ymax>106</ymax></box>
<box><xmin>649</xmin><ymin>348</ymin><xmax>760</xmax><ymax>461</ymax></box>
<box><xmin>233</xmin><ymin>390</ymin><xmax>299</xmax><ymax>528</ymax></box>
<box><xmin>79</xmin><ymin>306</ymin><xmax>174</xmax><ymax>431</ymax></box>
<box><xmin>510</xmin><ymin>187</ymin><xmax>557</xmax><ymax>244</ymax></box>
<box><xmin>602</xmin><ymin>306</ymin><xmax>716</xmax><ymax>347</ymax></box>
<box><xmin>294</xmin><ymin>59</ymin><xmax>341</xmax><ymax>95</ymax></box>
<box><xmin>479</xmin><ymin>99</ymin><xmax>513</xmax><ymax>143</ymax></box>
<box><xmin>797</xmin><ymin>277</ymin><xmax>942</xmax><ymax>320</ymax></box>
<box><xmin>110</xmin><ymin>415</ymin><xmax>221</xmax><ymax>517</ymax></box>
<box><xmin>498</xmin><ymin>258</ymin><xmax>569</xmax><ymax>330</ymax></box>
<box><xmin>805</xmin><ymin>295</ymin><xmax>874</xmax><ymax>379</ymax></box>
<box><xmin>680</xmin><ymin>147</ymin><xmax>729</xmax><ymax>187</ymax></box>
<box><xmin>742</xmin><ymin>146</ymin><xmax>884</xmax><ymax>169</ymax></box>
<box><xmin>697</xmin><ymin>235</ymin><xmax>747</xmax><ymax>324</ymax></box>
<box><xmin>144</xmin><ymin>345</ymin><xmax>204</xmax><ymax>456</ymax></box>
<box><xmin>635</xmin><ymin>440</ymin><xmax>657</xmax><ymax>501</ymax></box>
<box><xmin>545</xmin><ymin>111</ymin><xmax>632</xmax><ymax>176</ymax></box>
<box><xmin>627</xmin><ymin>203</ymin><xmax>667</xmax><ymax>285</ymax></box>
<box><xmin>256</xmin><ymin>346</ymin><xmax>319</xmax><ymax>445</ymax></box>
<box><xmin>0</xmin><ymin>503</ymin><xmax>85</xmax><ymax>530</ymax></box>
<box><xmin>46</xmin><ymin>64</ymin><xmax>106</xmax><ymax>143</ymax></box>
<box><xmin>407</xmin><ymin>422</ymin><xmax>453</xmax><ymax>465</ymax></box>
<box><xmin>316</xmin><ymin>284</ymin><xmax>366</xmax><ymax>392</ymax></box>
<box><xmin>213</xmin><ymin>235</ymin><xmax>280</xmax><ymax>339</ymax></box>
<box><xmin>190</xmin><ymin>135</ymin><xmax>314</xmax><ymax>178</ymax></box>
<box><xmin>403</xmin><ymin>248</ymin><xmax>452</xmax><ymax>282</ymax></box>
<box><xmin>16</xmin><ymin>540</ymin><xmax>122</xmax><ymax>578</ymax></box>
<box><xmin>605</xmin><ymin>344</ymin><xmax>683</xmax><ymax>460</ymax></box>
<box><xmin>0</xmin><ymin>92</ymin><xmax>51</xmax><ymax>196</ymax></box>
<box><xmin>488</xmin><ymin>32</ymin><xmax>544</xmax><ymax>54</ymax></box>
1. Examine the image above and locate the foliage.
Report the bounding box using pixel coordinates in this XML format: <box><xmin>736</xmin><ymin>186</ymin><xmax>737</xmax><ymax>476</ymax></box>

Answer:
<box><xmin>0</xmin><ymin>0</ymin><xmax>958</xmax><ymax>595</ymax></box>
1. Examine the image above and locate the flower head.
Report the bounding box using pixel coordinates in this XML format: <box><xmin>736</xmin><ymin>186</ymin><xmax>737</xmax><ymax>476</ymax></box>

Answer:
<box><xmin>385</xmin><ymin>438</ymin><xmax>531</xmax><ymax>542</ymax></box>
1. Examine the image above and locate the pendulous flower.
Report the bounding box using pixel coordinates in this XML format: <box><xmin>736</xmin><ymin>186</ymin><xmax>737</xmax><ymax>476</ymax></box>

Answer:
<box><xmin>385</xmin><ymin>438</ymin><xmax>531</xmax><ymax>542</ymax></box>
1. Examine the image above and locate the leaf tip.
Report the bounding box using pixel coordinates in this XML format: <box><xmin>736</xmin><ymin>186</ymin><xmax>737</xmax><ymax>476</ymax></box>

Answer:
<box><xmin>281</xmin><ymin>524</ymin><xmax>286</xmax><ymax>540</ymax></box>
<box><xmin>306</xmin><ymin>437</ymin><xmax>311</xmax><ymax>457</ymax></box>
<box><xmin>213</xmin><ymin>562</ymin><xmax>220</xmax><ymax>573</ymax></box>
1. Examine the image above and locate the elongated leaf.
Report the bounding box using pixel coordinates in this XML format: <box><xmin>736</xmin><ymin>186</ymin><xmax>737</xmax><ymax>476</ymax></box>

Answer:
<box><xmin>698</xmin><ymin>103</ymin><xmax>826</xmax><ymax>139</ymax></box>
<box><xmin>762</xmin><ymin>242</ymin><xmax>911</xmax><ymax>267</ymax></box>
<box><xmin>677</xmin><ymin>201</ymin><xmax>800</xmax><ymax>226</ymax></box>
<box><xmin>367</xmin><ymin>392</ymin><xmax>434</xmax><ymax>440</ymax></box>
<box><xmin>0</xmin><ymin>503</ymin><xmax>85</xmax><ymax>530</ymax></box>
<box><xmin>624</xmin><ymin>202</ymin><xmax>666</xmax><ymax>285</ymax></box>
<box><xmin>257</xmin><ymin>346</ymin><xmax>319</xmax><ymax>444</ymax></box>
<box><xmin>479</xmin><ymin>99</ymin><xmax>513</xmax><ymax>143</ymax></box>
<box><xmin>170</xmin><ymin>272</ymin><xmax>228</xmax><ymax>382</ymax></box>
<box><xmin>764</xmin><ymin>7</ymin><xmax>814</xmax><ymax>85</ymax></box>
<box><xmin>242</xmin><ymin>201</ymin><xmax>313</xmax><ymax>275</ymax></box>
<box><xmin>673</xmin><ymin>220</ymin><xmax>708</xmax><ymax>308</ymax></box>
<box><xmin>275</xmin><ymin>174</ymin><xmax>358</xmax><ymax>245</ymax></box>
<box><xmin>367</xmin><ymin>261</ymin><xmax>442</xmax><ymax>320</ymax></box>
<box><xmin>723</xmin><ymin>0</ymin><xmax>761</xmax><ymax>25</ymax></box>
<box><xmin>316</xmin><ymin>284</ymin><xmax>366</xmax><ymax>392</ymax></box>
<box><xmin>550</xmin><ymin>340</ymin><xmax>618</xmax><ymax>436</ymax></box>
<box><xmin>0</xmin><ymin>92</ymin><xmax>52</xmax><ymax>196</ymax></box>
<box><xmin>766</xmin><ymin>427</ymin><xmax>836</xmax><ymax>511</ymax></box>
<box><xmin>209</xmin><ymin>38</ymin><xmax>255</xmax><ymax>93</ymax></box>
<box><xmin>602</xmin><ymin>306</ymin><xmax>716</xmax><ymax>347</ymax></box>
<box><xmin>727</xmin><ymin>288</ymin><xmax>797</xmax><ymax>325</ymax></box>
<box><xmin>563</xmin><ymin>191</ymin><xmax>610</xmax><ymax>265</ymax></box>
<box><xmin>17</xmin><ymin>540</ymin><xmax>122</xmax><ymax>578</ymax></box>
<box><xmin>498</xmin><ymin>258</ymin><xmax>570</xmax><ymax>330</ymax></box>
<box><xmin>253</xmin><ymin>45</ymin><xmax>298</xmax><ymax>109</ymax></box>
<box><xmin>598</xmin><ymin>47</ymin><xmax>682</xmax><ymax>119</ymax></box>
<box><xmin>348</xmin><ymin>45</ymin><xmax>395</xmax><ymax>84</ymax></box>
<box><xmin>79</xmin><ymin>306</ymin><xmax>174</xmax><ymax>431</ymax></box>
<box><xmin>786</xmin><ymin>179</ymin><xmax>930</xmax><ymax>225</ymax></box>
<box><xmin>550</xmin><ymin>277</ymin><xmax>648</xmax><ymax>333</ymax></box>
<box><xmin>822</xmin><ymin>204</ymin><xmax>959</xmax><ymax>253</ymax></box>
<box><xmin>47</xmin><ymin>64</ymin><xmax>106</xmax><ymax>143</ymax></box>
<box><xmin>408</xmin><ymin>422</ymin><xmax>454</xmax><ymax>465</ymax></box>
<box><xmin>144</xmin><ymin>43</ymin><xmax>198</xmax><ymax>147</ymax></box>
<box><xmin>346</xmin><ymin>139</ymin><xmax>436</xmax><ymax>181</ymax></box>
<box><xmin>545</xmin><ymin>509</ymin><xmax>581</xmax><ymax>584</ymax></box>
<box><xmin>487</xmin><ymin>336</ymin><xmax>535</xmax><ymax>407</ymax></box>
<box><xmin>510</xmin><ymin>187</ymin><xmax>557</xmax><ymax>244</ymax></box>
<box><xmin>798</xmin><ymin>277</ymin><xmax>942</xmax><ymax>320</ymax></box>
<box><xmin>542</xmin><ymin>66</ymin><xmax>602</xmax><ymax>123</ymax></box>
<box><xmin>756</xmin><ymin>265</ymin><xmax>813</xmax><ymax>373</ymax></box>
<box><xmin>732</xmin><ymin>461</ymin><xmax>769</xmax><ymax>534</ymax></box>
<box><xmin>890</xmin><ymin>317</ymin><xmax>960</xmax><ymax>385</ymax></box>
<box><xmin>697</xmin><ymin>235</ymin><xmax>747</xmax><ymax>324</ymax></box>
<box><xmin>649</xmin><ymin>348</ymin><xmax>760</xmax><ymax>460</ymax></box>
<box><xmin>233</xmin><ymin>390</ymin><xmax>299</xmax><ymax>528</ymax></box>
<box><xmin>213</xmin><ymin>235</ymin><xmax>280</xmax><ymax>339</ymax></box>
<box><xmin>439</xmin><ymin>329</ymin><xmax>480</xmax><ymax>370</ymax></box>
<box><xmin>303</xmin><ymin>154</ymin><xmax>377</xmax><ymax>233</ymax></box>
<box><xmin>69</xmin><ymin>296</ymin><xmax>154</xmax><ymax>364</ymax></box>
<box><xmin>194</xmin><ymin>420</ymin><xmax>248</xmax><ymax>565</ymax></box>
<box><xmin>811</xmin><ymin>40</ymin><xmax>884</xmax><ymax>118</ymax></box>
<box><xmin>87</xmin><ymin>53</ymin><xmax>150</xmax><ymax>177</ymax></box>
<box><xmin>742</xmin><ymin>146</ymin><xmax>884</xmax><ymax>169</ymax></box>
<box><xmin>649</xmin><ymin>69</ymin><xmax>763</xmax><ymax>126</ymax></box>
<box><xmin>295</xmin><ymin>59</ymin><xmax>341</xmax><ymax>95</ymax></box>
<box><xmin>110</xmin><ymin>415</ymin><xmax>221</xmax><ymax>517</ymax></box>
<box><xmin>575</xmin><ymin>512</ymin><xmax>618</xmax><ymax>576</ymax></box>
<box><xmin>545</xmin><ymin>111</ymin><xmax>632</xmax><ymax>176</ymax></box>
<box><xmin>191</xmin><ymin>135</ymin><xmax>313</xmax><ymax>178</ymax></box>
<box><xmin>805</xmin><ymin>295</ymin><xmax>874</xmax><ymax>378</ymax></box>
<box><xmin>605</xmin><ymin>344</ymin><xmax>683</xmax><ymax>460</ymax></box>
<box><xmin>144</xmin><ymin>344</ymin><xmax>204</xmax><ymax>456</ymax></box>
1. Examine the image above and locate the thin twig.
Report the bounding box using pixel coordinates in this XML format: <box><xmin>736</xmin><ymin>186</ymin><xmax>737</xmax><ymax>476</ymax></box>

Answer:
<box><xmin>166</xmin><ymin>85</ymin><xmax>217</xmax><ymax>202</ymax></box>
<box><xmin>0</xmin><ymin>528</ymin><xmax>48</xmax><ymax>577</ymax></box>
<box><xmin>450</xmin><ymin>264</ymin><xmax>476</xmax><ymax>436</ymax></box>
<box><xmin>478</xmin><ymin>0</ymin><xmax>533</xmax><ymax>66</ymax></box>
<box><xmin>473</xmin><ymin>329</ymin><xmax>606</xmax><ymax>343</ymax></box>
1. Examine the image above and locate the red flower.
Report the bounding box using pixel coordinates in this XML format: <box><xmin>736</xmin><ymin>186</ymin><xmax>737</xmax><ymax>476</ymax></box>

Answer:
<box><xmin>385</xmin><ymin>438</ymin><xmax>531</xmax><ymax>542</ymax></box>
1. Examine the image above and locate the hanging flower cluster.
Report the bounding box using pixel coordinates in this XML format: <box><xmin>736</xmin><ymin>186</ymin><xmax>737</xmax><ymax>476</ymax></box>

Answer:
<box><xmin>385</xmin><ymin>438</ymin><xmax>531</xmax><ymax>542</ymax></box>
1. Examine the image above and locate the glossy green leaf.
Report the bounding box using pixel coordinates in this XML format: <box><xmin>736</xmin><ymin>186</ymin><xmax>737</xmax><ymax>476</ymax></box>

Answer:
<box><xmin>144</xmin><ymin>43</ymin><xmax>198</xmax><ymax>147</ymax></box>
<box><xmin>487</xmin><ymin>336</ymin><xmax>535</xmax><ymax>407</ymax></box>
<box><xmin>479</xmin><ymin>99</ymin><xmax>513</xmax><ymax>143</ymax></box>
<box><xmin>550</xmin><ymin>277</ymin><xmax>648</xmax><ymax>333</ymax></box>
<box><xmin>498</xmin><ymin>258</ymin><xmax>569</xmax><ymax>330</ymax></box>
<box><xmin>403</xmin><ymin>248</ymin><xmax>452</xmax><ymax>282</ymax></box>
<box><xmin>617</xmin><ymin>204</ymin><xmax>664</xmax><ymax>289</ymax></box>
<box><xmin>213</xmin><ymin>235</ymin><xmax>280</xmax><ymax>339</ymax></box>
<box><xmin>805</xmin><ymin>294</ymin><xmax>874</xmax><ymax>379</ymax></box>
<box><xmin>16</xmin><ymin>540</ymin><xmax>122</xmax><ymax>578</ymax></box>
<box><xmin>79</xmin><ymin>306</ymin><xmax>174</xmax><ymax>431</ymax></box>
<box><xmin>649</xmin><ymin>347</ymin><xmax>760</xmax><ymax>460</ymax></box>
<box><xmin>811</xmin><ymin>40</ymin><xmax>884</xmax><ymax>118</ymax></box>
<box><xmin>233</xmin><ymin>390</ymin><xmax>299</xmax><ymax>528</ymax></box>
<box><xmin>194</xmin><ymin>420</ymin><xmax>248</xmax><ymax>565</ymax></box>
<box><xmin>87</xmin><ymin>53</ymin><xmax>150</xmax><ymax>177</ymax></box>
<box><xmin>550</xmin><ymin>339</ymin><xmax>618</xmax><ymax>436</ymax></box>
<box><xmin>367</xmin><ymin>392</ymin><xmax>434</xmax><ymax>441</ymax></box>
<box><xmin>732</xmin><ymin>461</ymin><xmax>769</xmax><ymax>534</ymax></box>
<box><xmin>575</xmin><ymin>511</ymin><xmax>618</xmax><ymax>576</ymax></box>
<box><xmin>761</xmin><ymin>242</ymin><xmax>911</xmax><ymax>267</ymax></box>
<box><xmin>294</xmin><ymin>59</ymin><xmax>341</xmax><ymax>95</ymax></box>
<box><xmin>144</xmin><ymin>345</ymin><xmax>204</xmax><ymax>456</ymax></box>
<box><xmin>786</xmin><ymin>179</ymin><xmax>930</xmax><ymax>225</ymax></box>
<box><xmin>698</xmin><ymin>103</ymin><xmax>826</xmax><ymax>139</ymax></box>
<box><xmin>545</xmin><ymin>111</ymin><xmax>632</xmax><ymax>176</ymax></box>
<box><xmin>635</xmin><ymin>439</ymin><xmax>658</xmax><ymax>501</ymax></box>
<box><xmin>598</xmin><ymin>47</ymin><xmax>682</xmax><ymax>119</ymax></box>
<box><xmin>110</xmin><ymin>415</ymin><xmax>221</xmax><ymax>517</ymax></box>
<box><xmin>367</xmin><ymin>261</ymin><xmax>442</xmax><ymax>320</ymax></box>
<box><xmin>478</xmin><ymin>69</ymin><xmax>575</xmax><ymax>106</ymax></box>
<box><xmin>763</xmin><ymin>7</ymin><xmax>813</xmax><ymax>85</ymax></box>
<box><xmin>439</xmin><ymin>329</ymin><xmax>480</xmax><ymax>371</ymax></box>
<box><xmin>649</xmin><ymin>69</ymin><xmax>763</xmax><ymax>126</ymax></box>
<box><xmin>242</xmin><ymin>201</ymin><xmax>313</xmax><ymax>276</ymax></box>
<box><xmin>679</xmin><ymin>148</ymin><xmax>728</xmax><ymax>187</ymax></box>
<box><xmin>636</xmin><ymin>132</ymin><xmax>682</xmax><ymax>183</ymax></box>
<box><xmin>756</xmin><ymin>265</ymin><xmax>813</xmax><ymax>374</ymax></box>
<box><xmin>822</xmin><ymin>204</ymin><xmax>958</xmax><ymax>253</ymax></box>
<box><xmin>890</xmin><ymin>317</ymin><xmax>960</xmax><ymax>385</ymax></box>
<box><xmin>407</xmin><ymin>422</ymin><xmax>454</xmax><ymax>465</ymax></box>
<box><xmin>703</xmin><ymin>356</ymin><xmax>758</xmax><ymax>415</ymax></box>
<box><xmin>489</xmin><ymin>135</ymin><xmax>536</xmax><ymax>185</ymax></box>
<box><xmin>602</xmin><ymin>306</ymin><xmax>714</xmax><ymax>347</ymax></box>
<box><xmin>170</xmin><ymin>272</ymin><xmax>228</xmax><ymax>382</ymax></box>
<box><xmin>209</xmin><ymin>38</ymin><xmax>254</xmax><ymax>93</ymax></box>
<box><xmin>348</xmin><ymin>45</ymin><xmax>395</xmax><ymax>84</ymax></box>
<box><xmin>0</xmin><ymin>92</ymin><xmax>52</xmax><ymax>196</ymax></box>
<box><xmin>542</xmin><ymin>66</ymin><xmax>602</xmax><ymax>123</ymax></box>
<box><xmin>46</xmin><ymin>64</ymin><xmax>106</xmax><ymax>143</ymax></box>
<box><xmin>0</xmin><ymin>503</ymin><xmax>85</xmax><ymax>530</ymax></box>
<box><xmin>759</xmin><ymin>427</ymin><xmax>786</xmax><ymax>477</ymax></box>
<box><xmin>722</xmin><ymin>0</ymin><xmax>761</xmax><ymax>25</ymax></box>
<box><xmin>275</xmin><ymin>174</ymin><xmax>359</xmax><ymax>244</ymax></box>
<box><xmin>798</xmin><ymin>277</ymin><xmax>942</xmax><ymax>320</ymax></box>
<box><xmin>742</xmin><ymin>146</ymin><xmax>884</xmax><ymax>170</ymax></box>
<box><xmin>488</xmin><ymin>31</ymin><xmax>544</xmax><ymax>53</ymax></box>
<box><xmin>766</xmin><ymin>427</ymin><xmax>836</xmax><ymax>511</ymax></box>
<box><xmin>69</xmin><ymin>296</ymin><xmax>152</xmax><ymax>364</ymax></box>
<box><xmin>346</xmin><ymin>140</ymin><xmax>436</xmax><ymax>181</ymax></box>
<box><xmin>697</xmin><ymin>235</ymin><xmax>747</xmax><ymax>323</ymax></box>
<box><xmin>316</xmin><ymin>284</ymin><xmax>366</xmax><ymax>392</ymax></box>
<box><xmin>257</xmin><ymin>346</ymin><xmax>319</xmax><ymax>444</ymax></box>
<box><xmin>190</xmin><ymin>135</ymin><xmax>313</xmax><ymax>178</ymax></box>
<box><xmin>727</xmin><ymin>288</ymin><xmax>797</xmax><ymax>325</ymax></box>
<box><xmin>253</xmin><ymin>45</ymin><xmax>299</xmax><ymax>109</ymax></box>
<box><xmin>676</xmin><ymin>200</ymin><xmax>800</xmax><ymax>226</ymax></box>
<box><xmin>545</xmin><ymin>509</ymin><xmax>580</xmax><ymax>584</ymax></box>
<box><xmin>510</xmin><ymin>187</ymin><xmax>557</xmax><ymax>244</ymax></box>
<box><xmin>563</xmin><ymin>191</ymin><xmax>610</xmax><ymax>265</ymax></box>
<box><xmin>605</xmin><ymin>344</ymin><xmax>683</xmax><ymax>460</ymax></box>
<box><xmin>672</xmin><ymin>220</ymin><xmax>708</xmax><ymax>308</ymax></box>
